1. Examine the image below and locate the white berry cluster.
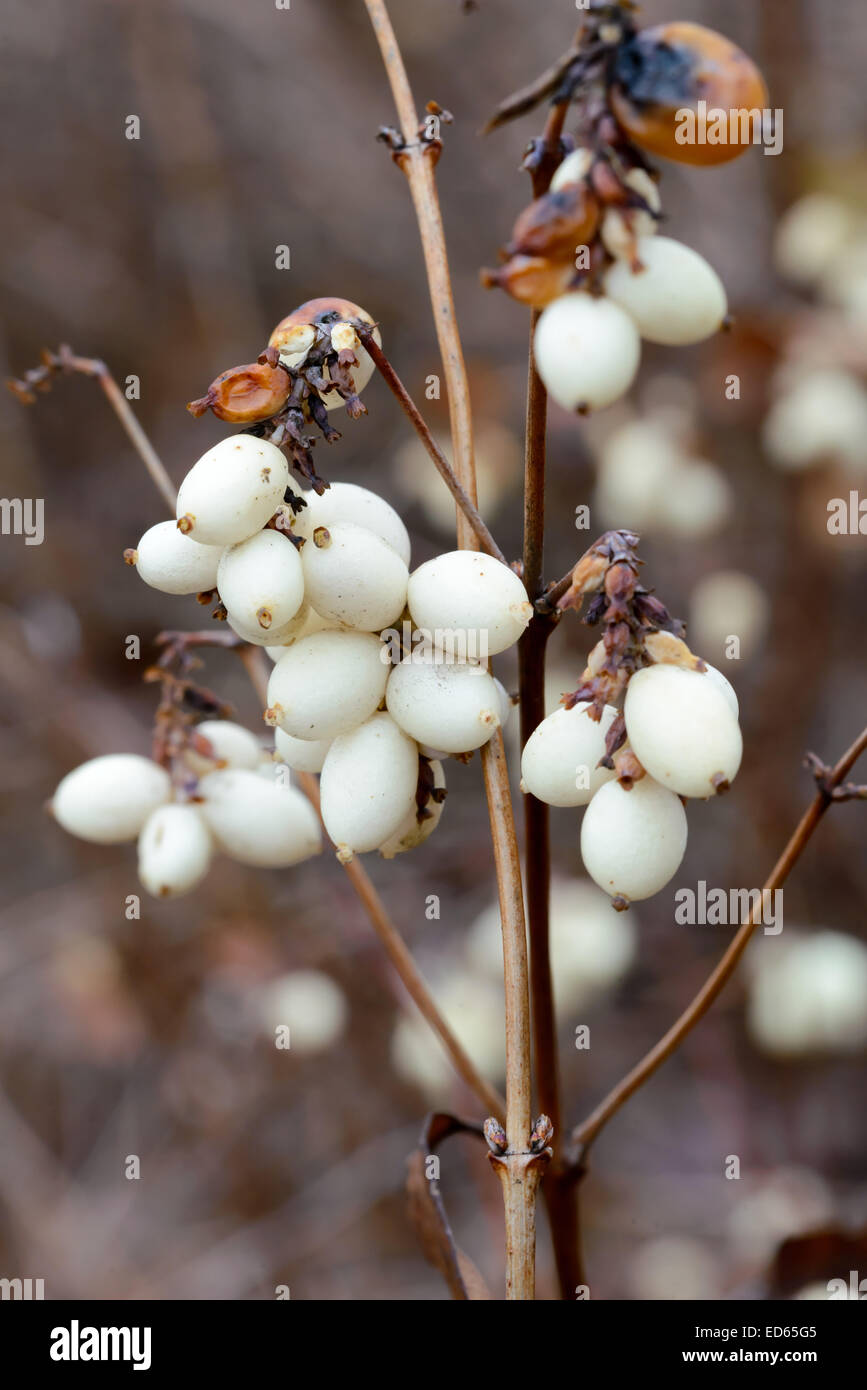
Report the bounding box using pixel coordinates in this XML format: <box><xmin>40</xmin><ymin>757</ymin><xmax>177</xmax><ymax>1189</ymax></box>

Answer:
<box><xmin>49</xmin><ymin>726</ymin><xmax>322</xmax><ymax>899</ymax></box>
<box><xmin>522</xmin><ymin>533</ymin><xmax>743</xmax><ymax>908</ymax></box>
<box><xmin>262</xmin><ymin>524</ymin><xmax>528</xmax><ymax>863</ymax></box>
<box><xmin>530</xmin><ymin>149</ymin><xmax>727</xmax><ymax>413</ymax></box>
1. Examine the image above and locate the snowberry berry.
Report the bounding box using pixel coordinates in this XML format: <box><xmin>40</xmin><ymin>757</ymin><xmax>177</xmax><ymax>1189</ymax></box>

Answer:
<box><xmin>187</xmin><ymin>361</ymin><xmax>291</xmax><ymax>424</ymax></box>
<box><xmin>274</xmin><ymin>726</ymin><xmax>333</xmax><ymax>774</ymax></box>
<box><xmin>266</xmin><ymin>629</ymin><xmax>389</xmax><ymax>741</ymax></box>
<box><xmin>300</xmin><ymin>521</ymin><xmax>408</xmax><ymax>632</ymax></box>
<box><xmin>264</xmin><ymin>605</ymin><xmax>334</xmax><ymax>660</ymax></box>
<box><xmin>580</xmin><ymin>775</ymin><xmax>688</xmax><ymax>902</ymax></box>
<box><xmin>176</xmin><ymin>436</ymin><xmax>289</xmax><ymax>547</ymax></box>
<box><xmin>198</xmin><ymin>768</ymin><xmax>321</xmax><ymax>867</ymax></box>
<box><xmin>623</xmin><ymin>663</ymin><xmax>742</xmax><ymax>798</ymax></box>
<box><xmin>534</xmin><ymin>293</ymin><xmax>641</xmax><ymax>412</ymax></box>
<box><xmin>609</xmin><ymin>22</ymin><xmax>768</xmax><ymax>167</ymax></box>
<box><xmin>407</xmin><ymin>550</ymin><xmax>531</xmax><ymax>658</ymax></box>
<box><xmin>520</xmin><ymin>701</ymin><xmax>619</xmax><ymax>807</ymax></box>
<box><xmin>603</xmin><ymin>236</ymin><xmax>727</xmax><ymax>345</ymax></box>
<box><xmin>137</xmin><ymin>803</ymin><xmax>213</xmax><ymax>898</ymax></box>
<box><xmin>549</xmin><ymin>147</ymin><xmax>594</xmax><ymax>193</ymax></box>
<box><xmin>319</xmin><ymin>712</ymin><xmax>420</xmax><ymax>859</ymax></box>
<box><xmin>217</xmin><ymin>528</ymin><xmax>305</xmax><ymax>634</ymax></box>
<box><xmin>187</xmin><ymin>719</ymin><xmax>264</xmax><ymax>773</ymax></box>
<box><xmin>292</xmin><ymin>482</ymin><xmax>411</xmax><ymax>566</ymax></box>
<box><xmin>258</xmin><ymin>970</ymin><xmax>348</xmax><ymax>1053</ymax></box>
<box><xmin>386</xmin><ymin>656</ymin><xmax>501</xmax><ymax>755</ymax></box>
<box><xmin>600</xmin><ymin>168</ymin><xmax>661</xmax><ymax>259</ymax></box>
<box><xmin>129</xmin><ymin>520</ymin><xmax>223</xmax><ymax>596</ymax></box>
<box><xmin>51</xmin><ymin>754</ymin><xmax>171</xmax><ymax>844</ymax></box>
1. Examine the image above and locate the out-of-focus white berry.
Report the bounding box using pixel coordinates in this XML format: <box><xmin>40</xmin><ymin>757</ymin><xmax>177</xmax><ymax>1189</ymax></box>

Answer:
<box><xmin>188</xmin><ymin>720</ymin><xmax>263</xmax><ymax>772</ymax></box>
<box><xmin>580</xmin><ymin>775</ymin><xmax>688</xmax><ymax>902</ymax></box>
<box><xmin>51</xmin><ymin>754</ymin><xmax>171</xmax><ymax>845</ymax></box>
<box><xmin>198</xmin><ymin>768</ymin><xmax>321</xmax><ymax>867</ymax></box>
<box><xmin>629</xmin><ymin>1237</ymin><xmax>722</xmax><ymax>1302</ymax></box>
<box><xmin>267</xmin><ymin>630</ymin><xmax>389</xmax><ymax>741</ymax></box>
<box><xmin>274</xmin><ymin>726</ymin><xmax>332</xmax><ymax>774</ymax></box>
<box><xmin>762</xmin><ymin>369</ymin><xmax>867</xmax><ymax>473</ymax></box>
<box><xmin>600</xmin><ymin>169</ymin><xmax>661</xmax><ymax>259</ymax></box>
<box><xmin>534</xmin><ymin>293</ymin><xmax>641</xmax><ymax>411</ymax></box>
<box><xmin>746</xmin><ymin>931</ymin><xmax>867</xmax><ymax>1057</ymax></box>
<box><xmin>319</xmin><ymin>712</ymin><xmax>419</xmax><ymax>858</ymax></box>
<box><xmin>658</xmin><ymin>459</ymin><xmax>732</xmax><ymax>537</ymax></box>
<box><xmin>386</xmin><ymin>656</ymin><xmax>501</xmax><ymax>754</ymax></box>
<box><xmin>467</xmin><ymin>877</ymin><xmax>637</xmax><ymax>1014</ymax></box>
<box><xmin>176</xmin><ymin>436</ymin><xmax>289</xmax><ymax>546</ymax></box>
<box><xmin>137</xmin><ymin>803</ymin><xmax>213</xmax><ymax>898</ymax></box>
<box><xmin>550</xmin><ymin>147</ymin><xmax>594</xmax><ymax>192</ymax></box>
<box><xmin>774</xmin><ymin>194</ymin><xmax>857</xmax><ymax>286</ymax></box>
<box><xmin>604</xmin><ymin>236</ymin><xmax>727</xmax><ymax>345</ymax></box>
<box><xmin>596</xmin><ymin>418</ymin><xmax>680</xmax><ymax>528</ymax></box>
<box><xmin>391</xmin><ymin>972</ymin><xmax>506</xmax><ymax>1094</ymax></box>
<box><xmin>293</xmin><ymin>482</ymin><xmax>411</xmax><ymax>567</ymax></box>
<box><xmin>217</xmin><ymin>529</ymin><xmax>304</xmax><ymax>635</ymax></box>
<box><xmin>264</xmin><ymin>605</ymin><xmax>334</xmax><ymax>659</ymax></box>
<box><xmin>258</xmin><ymin>969</ymin><xmax>348</xmax><ymax>1054</ymax></box>
<box><xmin>726</xmin><ymin>1167</ymin><xmax>833</xmax><ymax>1265</ymax></box>
<box><xmin>520</xmin><ymin>702</ymin><xmax>618</xmax><ymax>807</ymax></box>
<box><xmin>379</xmin><ymin>758</ymin><xmax>445</xmax><ymax>859</ymax></box>
<box><xmin>624</xmin><ymin>664</ymin><xmax>742</xmax><ymax>798</ymax></box>
<box><xmin>301</xmin><ymin>522</ymin><xmax>408</xmax><ymax>632</ymax></box>
<box><xmin>689</xmin><ymin>570</ymin><xmax>769</xmax><ymax>664</ymax></box>
<box><xmin>132</xmin><ymin>520</ymin><xmax>223</xmax><ymax>595</ymax></box>
<box><xmin>407</xmin><ymin>550</ymin><xmax>531</xmax><ymax>658</ymax></box>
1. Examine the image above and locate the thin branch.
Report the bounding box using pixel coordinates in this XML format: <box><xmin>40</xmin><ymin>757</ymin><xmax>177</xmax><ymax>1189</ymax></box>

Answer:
<box><xmin>239</xmin><ymin>644</ymin><xmax>506</xmax><ymax>1123</ymax></box>
<box><xmin>365</xmin><ymin>0</ymin><xmax>537</xmax><ymax>1299</ymax></box>
<box><xmin>359</xmin><ymin>330</ymin><xmax>505</xmax><ymax>563</ymax></box>
<box><xmin>8</xmin><ymin>346</ymin><xmax>176</xmax><ymax>511</ymax></box>
<box><xmin>569</xmin><ymin>724</ymin><xmax>867</xmax><ymax>1159</ymax></box>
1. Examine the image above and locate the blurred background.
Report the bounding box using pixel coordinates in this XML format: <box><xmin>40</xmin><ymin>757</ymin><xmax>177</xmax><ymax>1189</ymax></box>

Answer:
<box><xmin>1</xmin><ymin>0</ymin><xmax>866</xmax><ymax>1300</ymax></box>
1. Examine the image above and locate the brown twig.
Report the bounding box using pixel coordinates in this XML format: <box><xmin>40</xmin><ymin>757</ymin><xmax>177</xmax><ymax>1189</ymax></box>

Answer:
<box><xmin>365</xmin><ymin>0</ymin><xmax>537</xmax><ymax>1298</ymax></box>
<box><xmin>8</xmin><ymin>346</ymin><xmax>176</xmax><ymax>512</ymax></box>
<box><xmin>359</xmin><ymin>330</ymin><xmax>505</xmax><ymax>563</ymax></box>
<box><xmin>569</xmin><ymin>725</ymin><xmax>867</xmax><ymax>1160</ymax></box>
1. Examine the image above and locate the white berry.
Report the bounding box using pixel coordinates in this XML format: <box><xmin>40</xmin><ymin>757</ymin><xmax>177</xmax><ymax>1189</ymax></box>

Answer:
<box><xmin>258</xmin><ymin>970</ymin><xmax>348</xmax><ymax>1053</ymax></box>
<box><xmin>534</xmin><ymin>293</ymin><xmax>641</xmax><ymax>411</ymax></box>
<box><xmin>407</xmin><ymin>550</ymin><xmax>531</xmax><ymax>658</ymax></box>
<box><xmin>293</xmin><ymin>482</ymin><xmax>411</xmax><ymax>566</ymax></box>
<box><xmin>217</xmin><ymin>528</ymin><xmax>304</xmax><ymax>634</ymax></box>
<box><xmin>198</xmin><ymin>768</ymin><xmax>321</xmax><ymax>867</ymax></box>
<box><xmin>267</xmin><ymin>630</ymin><xmax>389</xmax><ymax>741</ymax></box>
<box><xmin>265</xmin><ymin>605</ymin><xmax>335</xmax><ymax>661</ymax></box>
<box><xmin>624</xmin><ymin>664</ymin><xmax>742</xmax><ymax>798</ymax></box>
<box><xmin>600</xmin><ymin>169</ymin><xmax>661</xmax><ymax>259</ymax></box>
<box><xmin>137</xmin><ymin>803</ymin><xmax>213</xmax><ymax>898</ymax></box>
<box><xmin>520</xmin><ymin>701</ymin><xmax>618</xmax><ymax>807</ymax></box>
<box><xmin>580</xmin><ymin>775</ymin><xmax>688</xmax><ymax>902</ymax></box>
<box><xmin>188</xmin><ymin>719</ymin><xmax>263</xmax><ymax>772</ymax></box>
<box><xmin>549</xmin><ymin>147</ymin><xmax>594</xmax><ymax>192</ymax></box>
<box><xmin>176</xmin><ymin>436</ymin><xmax>289</xmax><ymax>546</ymax></box>
<box><xmin>301</xmin><ymin>522</ymin><xmax>408</xmax><ymax>632</ymax></box>
<box><xmin>319</xmin><ymin>712</ymin><xmax>419</xmax><ymax>857</ymax></box>
<box><xmin>603</xmin><ymin>236</ymin><xmax>727</xmax><ymax>346</ymax></box>
<box><xmin>132</xmin><ymin>520</ymin><xmax>223</xmax><ymax>595</ymax></box>
<box><xmin>51</xmin><ymin>754</ymin><xmax>171</xmax><ymax>844</ymax></box>
<box><xmin>274</xmin><ymin>726</ymin><xmax>332</xmax><ymax>773</ymax></box>
<box><xmin>386</xmin><ymin>656</ymin><xmax>501</xmax><ymax>754</ymax></box>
